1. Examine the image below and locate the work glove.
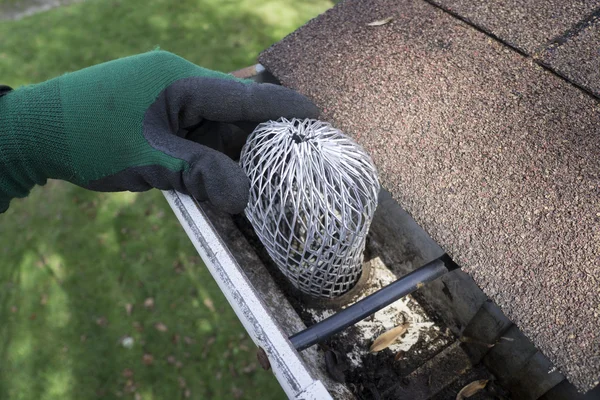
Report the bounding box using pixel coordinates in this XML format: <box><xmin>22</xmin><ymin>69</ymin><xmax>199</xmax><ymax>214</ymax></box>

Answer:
<box><xmin>0</xmin><ymin>50</ymin><xmax>319</xmax><ymax>214</ymax></box>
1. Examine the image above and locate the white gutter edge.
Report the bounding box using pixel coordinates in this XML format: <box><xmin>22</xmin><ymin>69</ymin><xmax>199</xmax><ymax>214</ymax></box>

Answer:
<box><xmin>162</xmin><ymin>190</ymin><xmax>332</xmax><ymax>400</ymax></box>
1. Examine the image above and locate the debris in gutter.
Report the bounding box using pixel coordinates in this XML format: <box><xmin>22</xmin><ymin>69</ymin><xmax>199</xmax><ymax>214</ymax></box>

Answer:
<box><xmin>456</xmin><ymin>379</ymin><xmax>489</xmax><ymax>400</ymax></box>
<box><xmin>394</xmin><ymin>350</ymin><xmax>405</xmax><ymax>361</ymax></box>
<box><xmin>298</xmin><ymin>257</ymin><xmax>446</xmax><ymax>370</ymax></box>
<box><xmin>324</xmin><ymin>349</ymin><xmax>347</xmax><ymax>383</ymax></box>
<box><xmin>459</xmin><ymin>336</ymin><xmax>495</xmax><ymax>348</ymax></box>
<box><xmin>370</xmin><ymin>322</ymin><xmax>411</xmax><ymax>352</ymax></box>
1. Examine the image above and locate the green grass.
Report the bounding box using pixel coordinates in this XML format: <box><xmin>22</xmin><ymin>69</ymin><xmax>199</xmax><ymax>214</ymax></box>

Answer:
<box><xmin>0</xmin><ymin>0</ymin><xmax>332</xmax><ymax>399</ymax></box>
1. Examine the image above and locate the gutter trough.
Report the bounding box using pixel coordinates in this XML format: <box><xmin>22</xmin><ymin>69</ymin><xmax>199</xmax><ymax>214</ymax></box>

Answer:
<box><xmin>160</xmin><ymin>65</ymin><xmax>591</xmax><ymax>399</ymax></box>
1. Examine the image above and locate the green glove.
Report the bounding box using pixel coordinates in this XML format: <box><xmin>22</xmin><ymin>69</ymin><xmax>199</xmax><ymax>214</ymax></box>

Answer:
<box><xmin>0</xmin><ymin>50</ymin><xmax>319</xmax><ymax>214</ymax></box>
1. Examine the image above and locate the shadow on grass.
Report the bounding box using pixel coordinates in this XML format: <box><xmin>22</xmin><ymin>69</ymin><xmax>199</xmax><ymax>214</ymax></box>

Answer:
<box><xmin>0</xmin><ymin>0</ymin><xmax>330</xmax><ymax>87</ymax></box>
<box><xmin>0</xmin><ymin>0</ymin><xmax>333</xmax><ymax>398</ymax></box>
<box><xmin>1</xmin><ymin>182</ymin><xmax>287</xmax><ymax>399</ymax></box>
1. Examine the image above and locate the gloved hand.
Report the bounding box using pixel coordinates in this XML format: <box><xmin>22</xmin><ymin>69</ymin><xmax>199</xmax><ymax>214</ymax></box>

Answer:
<box><xmin>0</xmin><ymin>50</ymin><xmax>319</xmax><ymax>214</ymax></box>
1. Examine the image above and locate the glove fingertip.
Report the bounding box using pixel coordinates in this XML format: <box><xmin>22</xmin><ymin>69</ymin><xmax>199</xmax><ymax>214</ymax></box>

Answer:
<box><xmin>184</xmin><ymin>154</ymin><xmax>250</xmax><ymax>214</ymax></box>
<box><xmin>255</xmin><ymin>83</ymin><xmax>322</xmax><ymax>120</ymax></box>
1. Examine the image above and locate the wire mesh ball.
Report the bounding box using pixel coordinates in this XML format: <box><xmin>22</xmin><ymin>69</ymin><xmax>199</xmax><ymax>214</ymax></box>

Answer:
<box><xmin>240</xmin><ymin>118</ymin><xmax>380</xmax><ymax>299</ymax></box>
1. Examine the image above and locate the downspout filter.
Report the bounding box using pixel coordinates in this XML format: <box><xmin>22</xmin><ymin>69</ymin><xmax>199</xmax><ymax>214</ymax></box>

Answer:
<box><xmin>240</xmin><ymin>118</ymin><xmax>380</xmax><ymax>299</ymax></box>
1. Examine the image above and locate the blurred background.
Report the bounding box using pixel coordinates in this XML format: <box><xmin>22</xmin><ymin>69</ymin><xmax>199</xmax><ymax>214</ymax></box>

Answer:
<box><xmin>0</xmin><ymin>0</ymin><xmax>333</xmax><ymax>398</ymax></box>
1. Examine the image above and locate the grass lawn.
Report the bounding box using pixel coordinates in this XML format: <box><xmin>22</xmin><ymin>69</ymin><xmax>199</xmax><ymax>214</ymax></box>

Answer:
<box><xmin>0</xmin><ymin>0</ymin><xmax>331</xmax><ymax>399</ymax></box>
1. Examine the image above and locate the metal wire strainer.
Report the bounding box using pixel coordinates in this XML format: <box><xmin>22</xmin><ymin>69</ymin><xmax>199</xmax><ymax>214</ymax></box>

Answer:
<box><xmin>240</xmin><ymin>118</ymin><xmax>380</xmax><ymax>299</ymax></box>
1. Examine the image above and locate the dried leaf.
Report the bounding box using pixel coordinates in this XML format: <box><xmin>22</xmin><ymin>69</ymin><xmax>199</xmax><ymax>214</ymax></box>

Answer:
<box><xmin>132</xmin><ymin>321</ymin><xmax>144</xmax><ymax>332</ymax></box>
<box><xmin>144</xmin><ymin>298</ymin><xmax>154</xmax><ymax>309</ymax></box>
<box><xmin>394</xmin><ymin>350</ymin><xmax>405</xmax><ymax>361</ymax></box>
<box><xmin>96</xmin><ymin>316</ymin><xmax>107</xmax><ymax>326</ymax></box>
<box><xmin>154</xmin><ymin>322</ymin><xmax>168</xmax><ymax>332</ymax></box>
<box><xmin>456</xmin><ymin>379</ymin><xmax>488</xmax><ymax>400</ymax></box>
<box><xmin>175</xmin><ymin>361</ymin><xmax>183</xmax><ymax>369</ymax></box>
<box><xmin>178</xmin><ymin>376</ymin><xmax>187</xmax><ymax>388</ymax></box>
<box><xmin>499</xmin><ymin>336</ymin><xmax>514</xmax><ymax>342</ymax></box>
<box><xmin>229</xmin><ymin>363</ymin><xmax>238</xmax><ymax>378</ymax></box>
<box><xmin>460</xmin><ymin>336</ymin><xmax>495</xmax><ymax>348</ymax></box>
<box><xmin>125</xmin><ymin>303</ymin><xmax>133</xmax><ymax>316</ymax></box>
<box><xmin>183</xmin><ymin>336</ymin><xmax>196</xmax><ymax>345</ymax></box>
<box><xmin>184</xmin><ymin>389</ymin><xmax>191</xmax><ymax>398</ymax></box>
<box><xmin>203</xmin><ymin>298</ymin><xmax>216</xmax><ymax>312</ymax></box>
<box><xmin>142</xmin><ymin>353</ymin><xmax>154</xmax><ymax>365</ymax></box>
<box><xmin>134</xmin><ymin>393</ymin><xmax>142</xmax><ymax>400</ymax></box>
<box><xmin>370</xmin><ymin>323</ymin><xmax>410</xmax><ymax>353</ymax></box>
<box><xmin>172</xmin><ymin>334</ymin><xmax>180</xmax><ymax>344</ymax></box>
<box><xmin>242</xmin><ymin>363</ymin><xmax>257</xmax><ymax>374</ymax></box>
<box><xmin>122</xmin><ymin>336</ymin><xmax>134</xmax><ymax>349</ymax></box>
<box><xmin>232</xmin><ymin>387</ymin><xmax>243</xmax><ymax>399</ymax></box>
<box><xmin>173</xmin><ymin>261</ymin><xmax>185</xmax><ymax>274</ymax></box>
<box><xmin>167</xmin><ymin>355</ymin><xmax>176</xmax><ymax>364</ymax></box>
<box><xmin>324</xmin><ymin>349</ymin><xmax>345</xmax><ymax>382</ymax></box>
<box><xmin>256</xmin><ymin>347</ymin><xmax>271</xmax><ymax>370</ymax></box>
<box><xmin>202</xmin><ymin>336</ymin><xmax>216</xmax><ymax>357</ymax></box>
<box><xmin>122</xmin><ymin>368</ymin><xmax>134</xmax><ymax>378</ymax></box>
<box><xmin>367</xmin><ymin>16</ymin><xmax>393</xmax><ymax>26</ymax></box>
<box><xmin>125</xmin><ymin>379</ymin><xmax>136</xmax><ymax>393</ymax></box>
<box><xmin>40</xmin><ymin>293</ymin><xmax>48</xmax><ymax>305</ymax></box>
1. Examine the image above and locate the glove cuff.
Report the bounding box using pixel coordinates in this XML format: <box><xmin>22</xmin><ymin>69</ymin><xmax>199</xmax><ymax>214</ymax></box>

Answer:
<box><xmin>0</xmin><ymin>79</ymin><xmax>73</xmax><ymax>210</ymax></box>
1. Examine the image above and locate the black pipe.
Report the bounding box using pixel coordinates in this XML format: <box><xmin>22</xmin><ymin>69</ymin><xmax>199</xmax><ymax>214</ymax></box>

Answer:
<box><xmin>289</xmin><ymin>256</ymin><xmax>457</xmax><ymax>351</ymax></box>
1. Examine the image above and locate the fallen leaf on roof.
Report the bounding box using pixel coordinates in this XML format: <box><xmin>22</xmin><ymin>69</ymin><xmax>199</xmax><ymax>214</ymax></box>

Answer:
<box><xmin>367</xmin><ymin>17</ymin><xmax>393</xmax><ymax>26</ymax></box>
<box><xmin>370</xmin><ymin>322</ymin><xmax>410</xmax><ymax>352</ymax></box>
<box><xmin>456</xmin><ymin>379</ymin><xmax>488</xmax><ymax>400</ymax></box>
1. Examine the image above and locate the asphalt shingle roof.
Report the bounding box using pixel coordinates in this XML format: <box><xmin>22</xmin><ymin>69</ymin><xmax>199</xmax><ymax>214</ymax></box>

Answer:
<box><xmin>259</xmin><ymin>0</ymin><xmax>600</xmax><ymax>391</ymax></box>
